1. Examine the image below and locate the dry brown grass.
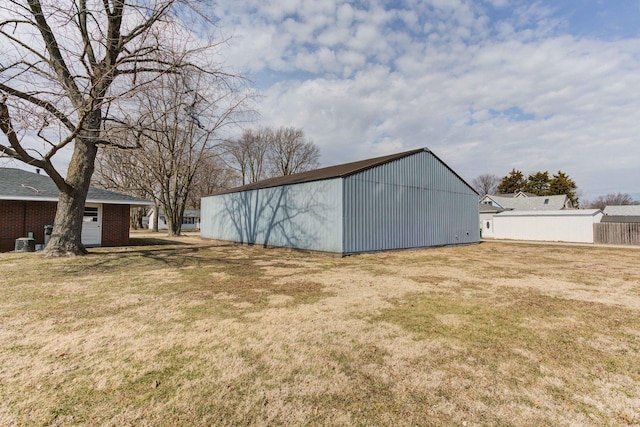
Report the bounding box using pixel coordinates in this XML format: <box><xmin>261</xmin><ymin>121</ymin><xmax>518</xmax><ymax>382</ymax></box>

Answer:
<box><xmin>1</xmin><ymin>236</ymin><xmax>639</xmax><ymax>426</ymax></box>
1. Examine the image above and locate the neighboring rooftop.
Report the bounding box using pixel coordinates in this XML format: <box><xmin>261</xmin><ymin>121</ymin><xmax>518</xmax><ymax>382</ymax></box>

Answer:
<box><xmin>479</xmin><ymin>204</ymin><xmax>506</xmax><ymax>214</ymax></box>
<box><xmin>496</xmin><ymin>209</ymin><xmax>602</xmax><ymax>217</ymax></box>
<box><xmin>481</xmin><ymin>193</ymin><xmax>571</xmax><ymax>210</ymax></box>
<box><xmin>149</xmin><ymin>208</ymin><xmax>201</xmax><ymax>217</ymax></box>
<box><xmin>601</xmin><ymin>215</ymin><xmax>640</xmax><ymax>223</ymax></box>
<box><xmin>496</xmin><ymin>191</ymin><xmax>537</xmax><ymax>198</ymax></box>
<box><xmin>0</xmin><ymin>168</ymin><xmax>151</xmax><ymax>205</ymax></box>
<box><xmin>212</xmin><ymin>148</ymin><xmax>477</xmax><ymax>196</ymax></box>
<box><xmin>603</xmin><ymin>205</ymin><xmax>640</xmax><ymax>216</ymax></box>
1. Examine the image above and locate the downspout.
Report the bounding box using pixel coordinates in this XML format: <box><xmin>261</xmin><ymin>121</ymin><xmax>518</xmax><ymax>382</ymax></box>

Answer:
<box><xmin>22</xmin><ymin>201</ymin><xmax>27</xmax><ymax>238</ymax></box>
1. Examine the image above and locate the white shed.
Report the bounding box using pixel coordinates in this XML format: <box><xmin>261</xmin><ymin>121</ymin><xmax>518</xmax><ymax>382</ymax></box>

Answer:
<box><xmin>492</xmin><ymin>209</ymin><xmax>603</xmax><ymax>243</ymax></box>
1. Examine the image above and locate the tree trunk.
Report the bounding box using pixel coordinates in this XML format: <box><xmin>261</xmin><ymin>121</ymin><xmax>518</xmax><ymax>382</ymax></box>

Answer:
<box><xmin>152</xmin><ymin>203</ymin><xmax>159</xmax><ymax>232</ymax></box>
<box><xmin>45</xmin><ymin>188</ymin><xmax>89</xmax><ymax>255</ymax></box>
<box><xmin>168</xmin><ymin>220</ymin><xmax>182</xmax><ymax>236</ymax></box>
<box><xmin>166</xmin><ymin>212</ymin><xmax>182</xmax><ymax>236</ymax></box>
<box><xmin>43</xmin><ymin>136</ymin><xmax>98</xmax><ymax>256</ymax></box>
<box><xmin>137</xmin><ymin>208</ymin><xmax>144</xmax><ymax>230</ymax></box>
<box><xmin>164</xmin><ymin>202</ymin><xmax>183</xmax><ymax>237</ymax></box>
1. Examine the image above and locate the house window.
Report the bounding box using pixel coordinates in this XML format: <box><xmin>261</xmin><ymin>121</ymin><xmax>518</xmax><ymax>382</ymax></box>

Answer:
<box><xmin>544</xmin><ymin>198</ymin><xmax>549</xmax><ymax>204</ymax></box>
<box><xmin>486</xmin><ymin>221</ymin><xmax>491</xmax><ymax>229</ymax></box>
<box><xmin>83</xmin><ymin>206</ymin><xmax>98</xmax><ymax>222</ymax></box>
<box><xmin>182</xmin><ymin>217</ymin><xmax>198</xmax><ymax>225</ymax></box>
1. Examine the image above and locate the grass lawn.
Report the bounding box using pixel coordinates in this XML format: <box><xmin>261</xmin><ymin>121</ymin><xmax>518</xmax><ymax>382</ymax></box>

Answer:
<box><xmin>1</xmin><ymin>236</ymin><xmax>639</xmax><ymax>426</ymax></box>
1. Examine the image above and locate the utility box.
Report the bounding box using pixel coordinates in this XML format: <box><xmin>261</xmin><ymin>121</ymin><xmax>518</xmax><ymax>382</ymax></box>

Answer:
<box><xmin>15</xmin><ymin>238</ymin><xmax>36</xmax><ymax>252</ymax></box>
<box><xmin>44</xmin><ymin>225</ymin><xmax>53</xmax><ymax>247</ymax></box>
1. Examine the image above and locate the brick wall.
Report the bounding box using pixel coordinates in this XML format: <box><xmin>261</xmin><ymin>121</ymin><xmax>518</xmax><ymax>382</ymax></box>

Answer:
<box><xmin>0</xmin><ymin>201</ymin><xmax>57</xmax><ymax>252</ymax></box>
<box><xmin>26</xmin><ymin>201</ymin><xmax>57</xmax><ymax>244</ymax></box>
<box><xmin>0</xmin><ymin>201</ymin><xmax>131</xmax><ymax>252</ymax></box>
<box><xmin>101</xmin><ymin>204</ymin><xmax>131</xmax><ymax>247</ymax></box>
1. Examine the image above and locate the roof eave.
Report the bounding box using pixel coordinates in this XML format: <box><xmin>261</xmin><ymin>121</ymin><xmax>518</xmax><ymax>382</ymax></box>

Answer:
<box><xmin>207</xmin><ymin>147</ymin><xmax>478</xmax><ymax>197</ymax></box>
<box><xmin>87</xmin><ymin>199</ymin><xmax>154</xmax><ymax>206</ymax></box>
<box><xmin>0</xmin><ymin>195</ymin><xmax>152</xmax><ymax>205</ymax></box>
<box><xmin>0</xmin><ymin>195</ymin><xmax>59</xmax><ymax>202</ymax></box>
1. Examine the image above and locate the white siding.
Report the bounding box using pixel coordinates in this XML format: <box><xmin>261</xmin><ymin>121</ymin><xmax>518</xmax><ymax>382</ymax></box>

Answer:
<box><xmin>493</xmin><ymin>210</ymin><xmax>603</xmax><ymax>243</ymax></box>
<box><xmin>480</xmin><ymin>212</ymin><xmax>495</xmax><ymax>238</ymax></box>
<box><xmin>201</xmin><ymin>179</ymin><xmax>343</xmax><ymax>252</ymax></box>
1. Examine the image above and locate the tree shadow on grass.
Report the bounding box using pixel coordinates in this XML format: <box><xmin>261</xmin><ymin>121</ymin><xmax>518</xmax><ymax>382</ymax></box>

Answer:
<box><xmin>128</xmin><ymin>237</ymin><xmax>192</xmax><ymax>247</ymax></box>
<box><xmin>117</xmin><ymin>239</ymin><xmax>250</xmax><ymax>268</ymax></box>
<box><xmin>74</xmin><ymin>238</ymin><xmax>242</xmax><ymax>273</ymax></box>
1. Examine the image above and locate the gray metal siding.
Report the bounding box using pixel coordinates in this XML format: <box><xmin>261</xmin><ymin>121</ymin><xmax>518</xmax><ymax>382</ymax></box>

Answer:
<box><xmin>201</xmin><ymin>179</ymin><xmax>343</xmax><ymax>252</ymax></box>
<box><xmin>343</xmin><ymin>151</ymin><xmax>478</xmax><ymax>253</ymax></box>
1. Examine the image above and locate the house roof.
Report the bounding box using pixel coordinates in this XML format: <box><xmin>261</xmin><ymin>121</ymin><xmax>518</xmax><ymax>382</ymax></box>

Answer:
<box><xmin>212</xmin><ymin>147</ymin><xmax>477</xmax><ymax>196</ymax></box>
<box><xmin>498</xmin><ymin>191</ymin><xmax>537</xmax><ymax>198</ymax></box>
<box><xmin>149</xmin><ymin>208</ymin><xmax>200</xmax><ymax>218</ymax></box>
<box><xmin>479</xmin><ymin>204</ymin><xmax>506</xmax><ymax>214</ymax></box>
<box><xmin>495</xmin><ymin>209</ymin><xmax>601</xmax><ymax>217</ymax></box>
<box><xmin>603</xmin><ymin>205</ymin><xmax>640</xmax><ymax>216</ymax></box>
<box><xmin>601</xmin><ymin>215</ymin><xmax>640</xmax><ymax>223</ymax></box>
<box><xmin>483</xmin><ymin>194</ymin><xmax>569</xmax><ymax>210</ymax></box>
<box><xmin>0</xmin><ymin>168</ymin><xmax>152</xmax><ymax>205</ymax></box>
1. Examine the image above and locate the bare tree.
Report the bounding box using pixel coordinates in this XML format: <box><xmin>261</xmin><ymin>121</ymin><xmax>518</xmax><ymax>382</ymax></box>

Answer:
<box><xmin>0</xmin><ymin>0</ymin><xmax>223</xmax><ymax>255</ymax></box>
<box><xmin>92</xmin><ymin>143</ymin><xmax>154</xmax><ymax>229</ymax></box>
<box><xmin>587</xmin><ymin>192</ymin><xmax>639</xmax><ymax>210</ymax></box>
<box><xmin>95</xmin><ymin>70</ymin><xmax>246</xmax><ymax>236</ymax></box>
<box><xmin>186</xmin><ymin>155</ymin><xmax>238</xmax><ymax>209</ymax></box>
<box><xmin>267</xmin><ymin>127</ymin><xmax>320</xmax><ymax>176</ymax></box>
<box><xmin>223</xmin><ymin>126</ymin><xmax>320</xmax><ymax>184</ymax></box>
<box><xmin>472</xmin><ymin>174</ymin><xmax>500</xmax><ymax>196</ymax></box>
<box><xmin>222</xmin><ymin>128</ymin><xmax>271</xmax><ymax>185</ymax></box>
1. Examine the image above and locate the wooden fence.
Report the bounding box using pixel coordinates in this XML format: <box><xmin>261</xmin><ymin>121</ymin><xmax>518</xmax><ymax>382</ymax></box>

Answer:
<box><xmin>594</xmin><ymin>223</ymin><xmax>640</xmax><ymax>245</ymax></box>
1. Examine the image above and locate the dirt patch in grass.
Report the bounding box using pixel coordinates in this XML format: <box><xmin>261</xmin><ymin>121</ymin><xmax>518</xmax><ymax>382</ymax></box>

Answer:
<box><xmin>1</xmin><ymin>238</ymin><xmax>639</xmax><ymax>425</ymax></box>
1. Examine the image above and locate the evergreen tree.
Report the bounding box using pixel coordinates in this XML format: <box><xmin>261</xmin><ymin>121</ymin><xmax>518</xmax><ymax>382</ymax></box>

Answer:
<box><xmin>497</xmin><ymin>169</ymin><xmax>526</xmax><ymax>194</ymax></box>
<box><xmin>549</xmin><ymin>171</ymin><xmax>578</xmax><ymax>207</ymax></box>
<box><xmin>523</xmin><ymin>171</ymin><xmax>550</xmax><ymax>195</ymax></box>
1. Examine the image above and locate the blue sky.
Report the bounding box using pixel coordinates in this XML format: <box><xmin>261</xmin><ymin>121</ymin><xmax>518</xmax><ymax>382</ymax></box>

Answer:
<box><xmin>212</xmin><ymin>0</ymin><xmax>640</xmax><ymax>202</ymax></box>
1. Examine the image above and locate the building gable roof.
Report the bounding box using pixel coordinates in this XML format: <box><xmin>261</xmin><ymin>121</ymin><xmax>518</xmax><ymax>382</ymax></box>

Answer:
<box><xmin>495</xmin><ymin>209</ymin><xmax>602</xmax><ymax>217</ymax></box>
<box><xmin>479</xmin><ymin>204</ymin><xmax>506</xmax><ymax>214</ymax></box>
<box><xmin>0</xmin><ymin>168</ymin><xmax>152</xmax><ymax>205</ymax></box>
<box><xmin>603</xmin><ymin>205</ymin><xmax>640</xmax><ymax>216</ymax></box>
<box><xmin>483</xmin><ymin>194</ymin><xmax>570</xmax><ymax>210</ymax></box>
<box><xmin>212</xmin><ymin>148</ymin><xmax>477</xmax><ymax>196</ymax></box>
<box><xmin>601</xmin><ymin>215</ymin><xmax>640</xmax><ymax>223</ymax></box>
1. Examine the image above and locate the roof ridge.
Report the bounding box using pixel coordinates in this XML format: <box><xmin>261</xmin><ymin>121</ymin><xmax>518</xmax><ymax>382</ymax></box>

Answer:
<box><xmin>212</xmin><ymin>147</ymin><xmax>428</xmax><ymax>195</ymax></box>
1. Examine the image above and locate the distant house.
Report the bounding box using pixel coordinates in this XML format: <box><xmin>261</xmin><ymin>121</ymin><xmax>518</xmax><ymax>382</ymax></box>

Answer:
<box><xmin>479</xmin><ymin>192</ymin><xmax>573</xmax><ymax>238</ymax></box>
<box><xmin>480</xmin><ymin>192</ymin><xmax>573</xmax><ymax>210</ymax></box>
<box><xmin>201</xmin><ymin>148</ymin><xmax>479</xmax><ymax>254</ymax></box>
<box><xmin>603</xmin><ymin>205</ymin><xmax>640</xmax><ymax>217</ymax></box>
<box><xmin>0</xmin><ymin>168</ymin><xmax>152</xmax><ymax>252</ymax></box>
<box><xmin>144</xmin><ymin>207</ymin><xmax>201</xmax><ymax>230</ymax></box>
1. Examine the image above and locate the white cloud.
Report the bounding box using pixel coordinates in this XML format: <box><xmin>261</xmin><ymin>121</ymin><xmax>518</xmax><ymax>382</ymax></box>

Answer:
<box><xmin>212</xmin><ymin>1</ymin><xmax>640</xmax><ymax>200</ymax></box>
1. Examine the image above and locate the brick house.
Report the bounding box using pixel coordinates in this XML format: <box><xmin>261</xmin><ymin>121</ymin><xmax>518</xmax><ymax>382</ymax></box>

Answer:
<box><xmin>0</xmin><ymin>168</ymin><xmax>152</xmax><ymax>252</ymax></box>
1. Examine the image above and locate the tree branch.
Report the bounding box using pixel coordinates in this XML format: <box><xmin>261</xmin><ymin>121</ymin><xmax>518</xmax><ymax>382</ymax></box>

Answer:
<box><xmin>76</xmin><ymin>0</ymin><xmax>97</xmax><ymax>66</ymax></box>
<box><xmin>26</xmin><ymin>0</ymin><xmax>83</xmax><ymax>107</ymax></box>
<box><xmin>0</xmin><ymin>96</ymin><xmax>67</xmax><ymax>190</ymax></box>
<box><xmin>0</xmin><ymin>83</ymin><xmax>77</xmax><ymax>132</ymax></box>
